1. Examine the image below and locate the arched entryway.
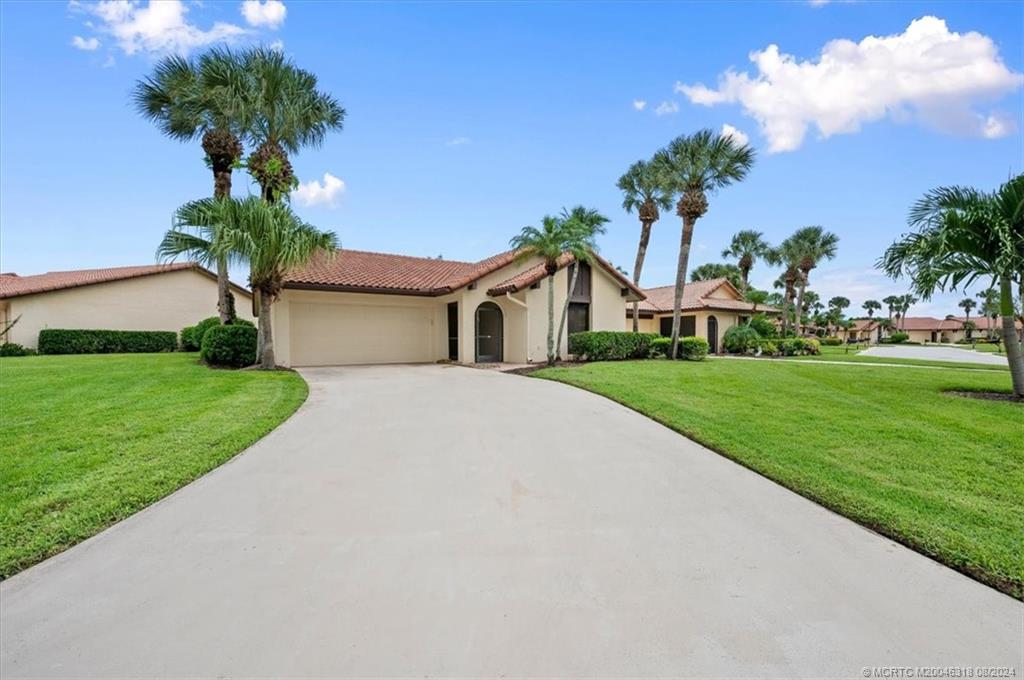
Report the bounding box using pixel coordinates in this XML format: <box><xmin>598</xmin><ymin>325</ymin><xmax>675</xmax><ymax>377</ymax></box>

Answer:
<box><xmin>707</xmin><ymin>315</ymin><xmax>719</xmax><ymax>354</ymax></box>
<box><xmin>475</xmin><ymin>302</ymin><xmax>503</xmax><ymax>362</ymax></box>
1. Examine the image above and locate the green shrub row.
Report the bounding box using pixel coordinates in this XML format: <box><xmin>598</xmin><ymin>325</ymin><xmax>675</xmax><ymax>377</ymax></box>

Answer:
<box><xmin>722</xmin><ymin>324</ymin><xmax>821</xmax><ymax>357</ymax></box>
<box><xmin>651</xmin><ymin>336</ymin><xmax>709</xmax><ymax>361</ymax></box>
<box><xmin>882</xmin><ymin>331</ymin><xmax>909</xmax><ymax>344</ymax></box>
<box><xmin>820</xmin><ymin>336</ymin><xmax>843</xmax><ymax>346</ymax></box>
<box><xmin>200</xmin><ymin>324</ymin><xmax>258</xmax><ymax>368</ymax></box>
<box><xmin>569</xmin><ymin>331</ymin><xmax>660</xmax><ymax>361</ymax></box>
<box><xmin>0</xmin><ymin>343</ymin><xmax>36</xmax><ymax>357</ymax></box>
<box><xmin>778</xmin><ymin>337</ymin><xmax>821</xmax><ymax>356</ymax></box>
<box><xmin>38</xmin><ymin>329</ymin><xmax>177</xmax><ymax>355</ymax></box>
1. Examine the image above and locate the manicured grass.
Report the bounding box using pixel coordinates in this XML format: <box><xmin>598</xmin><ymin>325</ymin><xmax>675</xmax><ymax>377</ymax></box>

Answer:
<box><xmin>535</xmin><ymin>359</ymin><xmax>1023</xmax><ymax>596</ymax></box>
<box><xmin>788</xmin><ymin>345</ymin><xmax>1009</xmax><ymax>371</ymax></box>
<box><xmin>0</xmin><ymin>353</ymin><xmax>307</xmax><ymax>577</ymax></box>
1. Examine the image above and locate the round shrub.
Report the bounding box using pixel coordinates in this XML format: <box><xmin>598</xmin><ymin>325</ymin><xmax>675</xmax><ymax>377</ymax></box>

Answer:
<box><xmin>723</xmin><ymin>324</ymin><xmax>761</xmax><ymax>355</ymax></box>
<box><xmin>748</xmin><ymin>314</ymin><xmax>777</xmax><ymax>339</ymax></box>
<box><xmin>821</xmin><ymin>336</ymin><xmax>843</xmax><ymax>346</ymax></box>
<box><xmin>180</xmin><ymin>325</ymin><xmax>200</xmax><ymax>351</ymax></box>
<box><xmin>200</xmin><ymin>324</ymin><xmax>257</xmax><ymax>368</ymax></box>
<box><xmin>888</xmin><ymin>331</ymin><xmax>909</xmax><ymax>344</ymax></box>
<box><xmin>650</xmin><ymin>337</ymin><xmax>672</xmax><ymax>358</ymax></box>
<box><xmin>193</xmin><ymin>316</ymin><xmax>222</xmax><ymax>347</ymax></box>
<box><xmin>678</xmin><ymin>336</ymin><xmax>709</xmax><ymax>361</ymax></box>
<box><xmin>0</xmin><ymin>342</ymin><xmax>35</xmax><ymax>357</ymax></box>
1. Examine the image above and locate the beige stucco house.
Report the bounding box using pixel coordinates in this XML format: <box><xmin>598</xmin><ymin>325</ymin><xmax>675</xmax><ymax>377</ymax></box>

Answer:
<box><xmin>626</xmin><ymin>278</ymin><xmax>776</xmax><ymax>353</ymax></box>
<box><xmin>270</xmin><ymin>248</ymin><xmax>644</xmax><ymax>367</ymax></box>
<box><xmin>0</xmin><ymin>263</ymin><xmax>253</xmax><ymax>349</ymax></box>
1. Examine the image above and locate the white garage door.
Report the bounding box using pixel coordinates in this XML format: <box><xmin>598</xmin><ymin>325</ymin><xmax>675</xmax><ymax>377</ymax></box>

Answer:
<box><xmin>289</xmin><ymin>301</ymin><xmax>434</xmax><ymax>366</ymax></box>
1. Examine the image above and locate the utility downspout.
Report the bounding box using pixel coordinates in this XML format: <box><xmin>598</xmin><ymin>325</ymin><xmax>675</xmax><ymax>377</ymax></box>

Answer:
<box><xmin>506</xmin><ymin>292</ymin><xmax>530</xmax><ymax>363</ymax></box>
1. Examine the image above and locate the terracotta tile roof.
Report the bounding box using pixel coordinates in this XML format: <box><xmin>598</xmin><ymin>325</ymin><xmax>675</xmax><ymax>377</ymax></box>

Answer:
<box><xmin>486</xmin><ymin>251</ymin><xmax>645</xmax><ymax>299</ymax></box>
<box><xmin>947</xmin><ymin>316</ymin><xmax>1022</xmax><ymax>330</ymax></box>
<box><xmin>0</xmin><ymin>263</ymin><xmax>243</xmax><ymax>300</ymax></box>
<box><xmin>635</xmin><ymin>278</ymin><xmax>777</xmax><ymax>314</ymax></box>
<box><xmin>285</xmin><ymin>248</ymin><xmax>520</xmax><ymax>296</ymax></box>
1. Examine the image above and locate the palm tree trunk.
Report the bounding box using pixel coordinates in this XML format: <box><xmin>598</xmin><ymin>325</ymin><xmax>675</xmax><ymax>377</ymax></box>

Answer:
<box><xmin>740</xmin><ymin>266</ymin><xmax>750</xmax><ymax>298</ymax></box>
<box><xmin>556</xmin><ymin>262</ymin><xmax>581</xmax><ymax>360</ymax></box>
<box><xmin>546</xmin><ymin>274</ymin><xmax>555</xmax><ymax>365</ymax></box>
<box><xmin>258</xmin><ymin>289</ymin><xmax>275</xmax><ymax>370</ymax></box>
<box><xmin>213</xmin><ymin>166</ymin><xmax>233</xmax><ymax>324</ymax></box>
<box><xmin>631</xmin><ymin>219</ymin><xmax>653</xmax><ymax>333</ymax></box>
<box><xmin>670</xmin><ymin>216</ymin><xmax>695</xmax><ymax>359</ymax></box>
<box><xmin>794</xmin><ymin>274</ymin><xmax>808</xmax><ymax>336</ymax></box>
<box><xmin>998</xmin><ymin>276</ymin><xmax>1024</xmax><ymax>398</ymax></box>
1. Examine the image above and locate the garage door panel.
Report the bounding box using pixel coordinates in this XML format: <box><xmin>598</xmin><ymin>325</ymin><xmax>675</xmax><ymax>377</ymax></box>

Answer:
<box><xmin>290</xmin><ymin>302</ymin><xmax>434</xmax><ymax>366</ymax></box>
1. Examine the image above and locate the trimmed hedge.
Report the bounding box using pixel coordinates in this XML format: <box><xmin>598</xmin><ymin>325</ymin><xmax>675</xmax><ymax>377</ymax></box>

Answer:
<box><xmin>568</xmin><ymin>331</ymin><xmax>659</xmax><ymax>361</ymax></box>
<box><xmin>180</xmin><ymin>326</ymin><xmax>201</xmax><ymax>351</ymax></box>
<box><xmin>651</xmin><ymin>335</ymin><xmax>709</xmax><ymax>361</ymax></box>
<box><xmin>200</xmin><ymin>324</ymin><xmax>257</xmax><ymax>368</ymax></box>
<box><xmin>885</xmin><ymin>331</ymin><xmax>909</xmax><ymax>344</ymax></box>
<box><xmin>182</xmin><ymin>317</ymin><xmax>254</xmax><ymax>351</ymax></box>
<box><xmin>0</xmin><ymin>343</ymin><xmax>35</xmax><ymax>357</ymax></box>
<box><xmin>38</xmin><ymin>329</ymin><xmax>177</xmax><ymax>355</ymax></box>
<box><xmin>821</xmin><ymin>336</ymin><xmax>843</xmax><ymax>346</ymax></box>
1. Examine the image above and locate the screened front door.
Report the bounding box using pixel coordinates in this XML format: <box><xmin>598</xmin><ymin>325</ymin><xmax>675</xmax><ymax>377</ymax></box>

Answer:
<box><xmin>475</xmin><ymin>302</ymin><xmax>503</xmax><ymax>362</ymax></box>
<box><xmin>708</xmin><ymin>315</ymin><xmax>719</xmax><ymax>354</ymax></box>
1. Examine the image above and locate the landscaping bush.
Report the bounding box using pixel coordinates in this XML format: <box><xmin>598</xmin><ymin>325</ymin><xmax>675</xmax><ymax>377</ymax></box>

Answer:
<box><xmin>0</xmin><ymin>342</ymin><xmax>35</xmax><ymax>357</ymax></box>
<box><xmin>200</xmin><ymin>324</ymin><xmax>257</xmax><ymax>368</ymax></box>
<box><xmin>651</xmin><ymin>337</ymin><xmax>671</xmax><ymax>357</ymax></box>
<box><xmin>192</xmin><ymin>316</ymin><xmax>222</xmax><ymax>347</ymax></box>
<box><xmin>38</xmin><ymin>329</ymin><xmax>177</xmax><ymax>355</ymax></box>
<box><xmin>723</xmin><ymin>325</ymin><xmax>762</xmax><ymax>355</ymax></box>
<box><xmin>183</xmin><ymin>317</ymin><xmax>254</xmax><ymax>351</ymax></box>
<box><xmin>747</xmin><ymin>314</ymin><xmax>777</xmax><ymax>339</ymax></box>
<box><xmin>757</xmin><ymin>339</ymin><xmax>779</xmax><ymax>356</ymax></box>
<box><xmin>778</xmin><ymin>337</ymin><xmax>821</xmax><ymax>356</ymax></box>
<box><xmin>821</xmin><ymin>336</ymin><xmax>843</xmax><ymax>346</ymax></box>
<box><xmin>677</xmin><ymin>336</ymin><xmax>709</xmax><ymax>361</ymax></box>
<box><xmin>568</xmin><ymin>331</ymin><xmax>659</xmax><ymax>361</ymax></box>
<box><xmin>180</xmin><ymin>325</ymin><xmax>200</xmax><ymax>351</ymax></box>
<box><xmin>887</xmin><ymin>331</ymin><xmax>909</xmax><ymax>344</ymax></box>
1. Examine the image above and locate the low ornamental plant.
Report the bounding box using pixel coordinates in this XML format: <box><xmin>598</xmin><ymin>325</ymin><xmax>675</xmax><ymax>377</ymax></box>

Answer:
<box><xmin>200</xmin><ymin>324</ymin><xmax>257</xmax><ymax>368</ymax></box>
<box><xmin>821</xmin><ymin>336</ymin><xmax>843</xmax><ymax>346</ymax></box>
<box><xmin>0</xmin><ymin>342</ymin><xmax>35</xmax><ymax>357</ymax></box>
<box><xmin>568</xmin><ymin>331</ymin><xmax>660</xmax><ymax>361</ymax></box>
<box><xmin>723</xmin><ymin>325</ymin><xmax>761</xmax><ymax>354</ymax></box>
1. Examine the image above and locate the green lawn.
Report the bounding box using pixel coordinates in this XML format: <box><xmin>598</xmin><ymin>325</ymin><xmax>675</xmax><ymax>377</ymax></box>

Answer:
<box><xmin>0</xmin><ymin>353</ymin><xmax>307</xmax><ymax>577</ymax></box>
<box><xmin>787</xmin><ymin>345</ymin><xmax>1009</xmax><ymax>371</ymax></box>
<box><xmin>535</xmin><ymin>359</ymin><xmax>1023</xmax><ymax>597</ymax></box>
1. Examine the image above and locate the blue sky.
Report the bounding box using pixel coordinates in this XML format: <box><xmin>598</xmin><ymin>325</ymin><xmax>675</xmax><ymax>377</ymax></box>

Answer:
<box><xmin>1</xmin><ymin>0</ymin><xmax>1021</xmax><ymax>317</ymax></box>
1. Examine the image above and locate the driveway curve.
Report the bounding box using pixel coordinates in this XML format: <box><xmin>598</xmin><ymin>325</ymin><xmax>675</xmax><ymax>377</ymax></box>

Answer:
<box><xmin>860</xmin><ymin>344</ymin><xmax>1009</xmax><ymax>365</ymax></box>
<box><xmin>2</xmin><ymin>365</ymin><xmax>1020</xmax><ymax>677</ymax></box>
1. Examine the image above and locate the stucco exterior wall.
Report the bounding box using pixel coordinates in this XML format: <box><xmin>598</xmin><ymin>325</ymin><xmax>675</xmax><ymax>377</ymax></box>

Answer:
<box><xmin>2</xmin><ymin>269</ymin><xmax>253</xmax><ymax>349</ymax></box>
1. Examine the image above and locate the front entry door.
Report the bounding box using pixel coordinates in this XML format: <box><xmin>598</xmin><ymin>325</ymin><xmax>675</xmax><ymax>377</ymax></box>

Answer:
<box><xmin>475</xmin><ymin>302</ymin><xmax>503</xmax><ymax>362</ymax></box>
<box><xmin>707</xmin><ymin>315</ymin><xmax>719</xmax><ymax>354</ymax></box>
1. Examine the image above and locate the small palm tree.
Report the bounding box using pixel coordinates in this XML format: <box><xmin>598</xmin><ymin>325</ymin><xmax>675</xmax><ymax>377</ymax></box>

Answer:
<box><xmin>722</xmin><ymin>230</ymin><xmax>770</xmax><ymax>297</ymax></box>
<box><xmin>176</xmin><ymin>197</ymin><xmax>338</xmax><ymax>369</ymax></box>
<box><xmin>863</xmin><ymin>299</ymin><xmax>881</xmax><ymax>319</ymax></box>
<box><xmin>958</xmin><ymin>297</ymin><xmax>976</xmax><ymax>322</ymax></box>
<box><xmin>510</xmin><ymin>215</ymin><xmax>569</xmax><ymax>365</ymax></box>
<box><xmin>554</xmin><ymin>206</ymin><xmax>608</xmax><ymax>358</ymax></box>
<box><xmin>134</xmin><ymin>48</ymin><xmax>249</xmax><ymax>322</ymax></box>
<box><xmin>789</xmin><ymin>226</ymin><xmax>839</xmax><ymax>335</ymax></box>
<box><xmin>239</xmin><ymin>47</ymin><xmax>346</xmax><ymax>202</ymax></box>
<box><xmin>618</xmin><ymin>160</ymin><xmax>673</xmax><ymax>332</ymax></box>
<box><xmin>745</xmin><ymin>289</ymin><xmax>768</xmax><ymax>316</ymax></box>
<box><xmin>690</xmin><ymin>262</ymin><xmax>743</xmax><ymax>290</ymax></box>
<box><xmin>653</xmin><ymin>129</ymin><xmax>756</xmax><ymax>358</ymax></box>
<box><xmin>766</xmin><ymin>238</ymin><xmax>802</xmax><ymax>337</ymax></box>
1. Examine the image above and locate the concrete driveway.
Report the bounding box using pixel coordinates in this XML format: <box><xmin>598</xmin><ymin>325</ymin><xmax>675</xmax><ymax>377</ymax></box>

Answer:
<box><xmin>860</xmin><ymin>344</ymin><xmax>1009</xmax><ymax>365</ymax></box>
<box><xmin>2</xmin><ymin>365</ymin><xmax>1020</xmax><ymax>678</ymax></box>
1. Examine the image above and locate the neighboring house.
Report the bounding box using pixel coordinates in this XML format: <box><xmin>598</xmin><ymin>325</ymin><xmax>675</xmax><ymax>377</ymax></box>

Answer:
<box><xmin>895</xmin><ymin>317</ymin><xmax>970</xmax><ymax>344</ymax></box>
<box><xmin>948</xmin><ymin>315</ymin><xmax>1023</xmax><ymax>342</ymax></box>
<box><xmin>848</xmin><ymin>319</ymin><xmax>881</xmax><ymax>343</ymax></box>
<box><xmin>0</xmin><ymin>263</ymin><xmax>253</xmax><ymax>349</ymax></box>
<box><xmin>625</xmin><ymin>278</ymin><xmax>777</xmax><ymax>353</ymax></box>
<box><xmin>272</xmin><ymin>248</ymin><xmax>644</xmax><ymax>367</ymax></box>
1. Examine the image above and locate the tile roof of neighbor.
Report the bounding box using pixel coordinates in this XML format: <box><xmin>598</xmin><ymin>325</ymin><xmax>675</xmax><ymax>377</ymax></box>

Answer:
<box><xmin>636</xmin><ymin>278</ymin><xmax>778</xmax><ymax>314</ymax></box>
<box><xmin>284</xmin><ymin>248</ymin><xmax>646</xmax><ymax>299</ymax></box>
<box><xmin>0</xmin><ymin>263</ymin><xmax>245</xmax><ymax>300</ymax></box>
<box><xmin>486</xmin><ymin>252</ymin><xmax>645</xmax><ymax>298</ymax></box>
<box><xmin>848</xmin><ymin>316</ymin><xmax>1021</xmax><ymax>331</ymax></box>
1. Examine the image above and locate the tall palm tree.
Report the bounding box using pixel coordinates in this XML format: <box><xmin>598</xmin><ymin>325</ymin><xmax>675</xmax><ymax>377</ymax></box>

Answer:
<box><xmin>176</xmin><ymin>197</ymin><xmax>338</xmax><ymax>369</ymax></box>
<box><xmin>879</xmin><ymin>175</ymin><xmax>1024</xmax><ymax>397</ymax></box>
<box><xmin>554</xmin><ymin>206</ymin><xmax>608</xmax><ymax>358</ymax></box>
<box><xmin>790</xmin><ymin>226</ymin><xmax>839</xmax><ymax>335</ymax></box>
<box><xmin>652</xmin><ymin>129</ymin><xmax>756</xmax><ymax>358</ymax></box>
<box><xmin>134</xmin><ymin>49</ymin><xmax>248</xmax><ymax>323</ymax></box>
<box><xmin>863</xmin><ymin>299</ymin><xmax>881</xmax><ymax>319</ymax></box>
<box><xmin>898</xmin><ymin>294</ymin><xmax>917</xmax><ymax>330</ymax></box>
<box><xmin>766</xmin><ymin>238</ymin><xmax>802</xmax><ymax>337</ymax></box>
<box><xmin>721</xmin><ymin>229</ymin><xmax>770</xmax><ymax>296</ymax></box>
<box><xmin>690</xmin><ymin>262</ymin><xmax>743</xmax><ymax>290</ymax></box>
<box><xmin>977</xmin><ymin>288</ymin><xmax>1000</xmax><ymax>340</ymax></box>
<box><xmin>510</xmin><ymin>215</ymin><xmax>569</xmax><ymax>365</ymax></box>
<box><xmin>239</xmin><ymin>47</ymin><xmax>346</xmax><ymax>202</ymax></box>
<box><xmin>958</xmin><ymin>297</ymin><xmax>976</xmax><ymax>322</ymax></box>
<box><xmin>617</xmin><ymin>160</ymin><xmax>673</xmax><ymax>332</ymax></box>
<box><xmin>882</xmin><ymin>295</ymin><xmax>900</xmax><ymax>325</ymax></box>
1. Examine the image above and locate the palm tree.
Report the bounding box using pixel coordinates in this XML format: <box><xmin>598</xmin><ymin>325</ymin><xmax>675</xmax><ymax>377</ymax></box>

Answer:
<box><xmin>882</xmin><ymin>295</ymin><xmax>900</xmax><ymax>326</ymax></box>
<box><xmin>157</xmin><ymin>204</ymin><xmax>241</xmax><ymax>312</ymax></box>
<box><xmin>958</xmin><ymin>297</ymin><xmax>976</xmax><ymax>323</ymax></box>
<box><xmin>238</xmin><ymin>47</ymin><xmax>346</xmax><ymax>202</ymax></box>
<box><xmin>176</xmin><ymin>197</ymin><xmax>338</xmax><ymax>369</ymax></box>
<box><xmin>766</xmin><ymin>238</ymin><xmax>802</xmax><ymax>337</ymax></box>
<box><xmin>746</xmin><ymin>289</ymin><xmax>768</xmax><ymax>315</ymax></box>
<box><xmin>898</xmin><ymin>294</ymin><xmax>917</xmax><ymax>330</ymax></box>
<box><xmin>554</xmin><ymin>206</ymin><xmax>608</xmax><ymax>358</ymax></box>
<box><xmin>790</xmin><ymin>226</ymin><xmax>839</xmax><ymax>335</ymax></box>
<box><xmin>652</xmin><ymin>129</ymin><xmax>756</xmax><ymax>358</ymax></box>
<box><xmin>690</xmin><ymin>262</ymin><xmax>743</xmax><ymax>290</ymax></box>
<box><xmin>863</xmin><ymin>299</ymin><xmax>881</xmax><ymax>319</ymax></box>
<box><xmin>879</xmin><ymin>175</ymin><xmax>1024</xmax><ymax>397</ymax></box>
<box><xmin>509</xmin><ymin>215</ymin><xmax>569</xmax><ymax>365</ymax></box>
<box><xmin>977</xmin><ymin>288</ymin><xmax>1000</xmax><ymax>340</ymax></box>
<box><xmin>618</xmin><ymin>160</ymin><xmax>673</xmax><ymax>332</ymax></box>
<box><xmin>721</xmin><ymin>229</ymin><xmax>770</xmax><ymax>296</ymax></box>
<box><xmin>134</xmin><ymin>49</ymin><xmax>248</xmax><ymax>323</ymax></box>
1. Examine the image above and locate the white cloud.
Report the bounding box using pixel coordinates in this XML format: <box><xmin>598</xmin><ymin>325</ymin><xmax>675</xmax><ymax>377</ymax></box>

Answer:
<box><xmin>240</xmin><ymin>0</ymin><xmax>286</xmax><ymax>29</ymax></box>
<box><xmin>78</xmin><ymin>0</ymin><xmax>247</xmax><ymax>56</ymax></box>
<box><xmin>654</xmin><ymin>101</ymin><xmax>679</xmax><ymax>116</ymax></box>
<box><xmin>676</xmin><ymin>16</ymin><xmax>1023</xmax><ymax>152</ymax></box>
<box><xmin>293</xmin><ymin>172</ymin><xmax>345</xmax><ymax>208</ymax></box>
<box><xmin>71</xmin><ymin>35</ymin><xmax>100</xmax><ymax>50</ymax></box>
<box><xmin>633</xmin><ymin>99</ymin><xmax>647</xmax><ymax>111</ymax></box>
<box><xmin>268</xmin><ymin>39</ymin><xmax>284</xmax><ymax>52</ymax></box>
<box><xmin>808</xmin><ymin>0</ymin><xmax>831</xmax><ymax>6</ymax></box>
<box><xmin>720</xmin><ymin>123</ymin><xmax>749</xmax><ymax>147</ymax></box>
<box><xmin>981</xmin><ymin>112</ymin><xmax>1014</xmax><ymax>139</ymax></box>
<box><xmin>445</xmin><ymin>136</ymin><xmax>471</xmax><ymax>146</ymax></box>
